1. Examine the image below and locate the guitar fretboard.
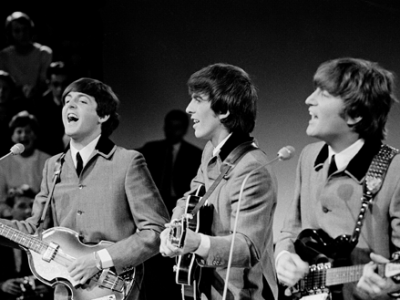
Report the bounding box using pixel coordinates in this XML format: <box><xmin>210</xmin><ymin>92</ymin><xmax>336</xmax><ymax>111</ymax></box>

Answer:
<box><xmin>0</xmin><ymin>223</ymin><xmax>48</xmax><ymax>254</ymax></box>
<box><xmin>298</xmin><ymin>263</ymin><xmax>386</xmax><ymax>291</ymax></box>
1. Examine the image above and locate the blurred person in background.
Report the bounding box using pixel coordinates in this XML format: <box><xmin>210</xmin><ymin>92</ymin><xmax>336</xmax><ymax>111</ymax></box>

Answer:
<box><xmin>0</xmin><ymin>11</ymin><xmax>52</xmax><ymax>101</ymax></box>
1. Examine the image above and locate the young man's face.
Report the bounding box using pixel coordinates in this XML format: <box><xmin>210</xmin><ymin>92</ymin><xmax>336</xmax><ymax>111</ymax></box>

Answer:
<box><xmin>305</xmin><ymin>88</ymin><xmax>357</xmax><ymax>145</ymax></box>
<box><xmin>11</xmin><ymin>196</ymin><xmax>33</xmax><ymax>221</ymax></box>
<box><xmin>11</xmin><ymin>125</ymin><xmax>36</xmax><ymax>154</ymax></box>
<box><xmin>186</xmin><ymin>92</ymin><xmax>228</xmax><ymax>145</ymax></box>
<box><xmin>62</xmin><ymin>91</ymin><xmax>108</xmax><ymax>144</ymax></box>
<box><xmin>11</xmin><ymin>20</ymin><xmax>31</xmax><ymax>47</ymax></box>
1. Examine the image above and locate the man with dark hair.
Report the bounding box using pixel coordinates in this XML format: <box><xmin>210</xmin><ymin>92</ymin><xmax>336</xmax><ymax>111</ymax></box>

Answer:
<box><xmin>0</xmin><ymin>184</ymin><xmax>52</xmax><ymax>300</ymax></box>
<box><xmin>139</xmin><ymin>109</ymin><xmax>202</xmax><ymax>300</ymax></box>
<box><xmin>139</xmin><ymin>109</ymin><xmax>202</xmax><ymax>214</ymax></box>
<box><xmin>275</xmin><ymin>57</ymin><xmax>400</xmax><ymax>300</ymax></box>
<box><xmin>160</xmin><ymin>63</ymin><xmax>278</xmax><ymax>300</ymax></box>
<box><xmin>0</xmin><ymin>77</ymin><xmax>170</xmax><ymax>300</ymax></box>
<box><xmin>33</xmin><ymin>61</ymin><xmax>72</xmax><ymax>155</ymax></box>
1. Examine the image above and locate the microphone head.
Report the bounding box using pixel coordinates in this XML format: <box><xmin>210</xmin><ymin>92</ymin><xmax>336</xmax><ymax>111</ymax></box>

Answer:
<box><xmin>277</xmin><ymin>146</ymin><xmax>295</xmax><ymax>161</ymax></box>
<box><xmin>10</xmin><ymin>143</ymin><xmax>25</xmax><ymax>155</ymax></box>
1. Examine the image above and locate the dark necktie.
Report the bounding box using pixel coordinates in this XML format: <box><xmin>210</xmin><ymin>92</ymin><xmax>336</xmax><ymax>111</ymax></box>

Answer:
<box><xmin>328</xmin><ymin>155</ymin><xmax>337</xmax><ymax>176</ymax></box>
<box><xmin>76</xmin><ymin>152</ymin><xmax>83</xmax><ymax>175</ymax></box>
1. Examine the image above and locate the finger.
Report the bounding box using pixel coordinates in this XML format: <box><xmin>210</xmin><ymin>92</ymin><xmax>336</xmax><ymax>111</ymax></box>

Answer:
<box><xmin>370</xmin><ymin>252</ymin><xmax>390</xmax><ymax>264</ymax></box>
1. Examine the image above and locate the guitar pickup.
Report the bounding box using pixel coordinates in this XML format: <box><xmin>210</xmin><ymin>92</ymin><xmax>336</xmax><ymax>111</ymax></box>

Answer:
<box><xmin>42</xmin><ymin>242</ymin><xmax>60</xmax><ymax>262</ymax></box>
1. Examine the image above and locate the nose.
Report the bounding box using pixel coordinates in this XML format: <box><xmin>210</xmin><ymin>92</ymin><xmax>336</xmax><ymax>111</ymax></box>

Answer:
<box><xmin>186</xmin><ymin>99</ymin><xmax>195</xmax><ymax>115</ymax></box>
<box><xmin>305</xmin><ymin>90</ymin><xmax>317</xmax><ymax>106</ymax></box>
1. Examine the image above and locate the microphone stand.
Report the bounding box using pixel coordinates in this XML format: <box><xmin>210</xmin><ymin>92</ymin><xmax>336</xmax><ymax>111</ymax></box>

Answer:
<box><xmin>222</xmin><ymin>150</ymin><xmax>292</xmax><ymax>300</ymax></box>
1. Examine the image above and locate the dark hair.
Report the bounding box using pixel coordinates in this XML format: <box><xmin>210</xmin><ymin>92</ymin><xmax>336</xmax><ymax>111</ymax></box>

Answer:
<box><xmin>164</xmin><ymin>109</ymin><xmax>189</xmax><ymax>129</ymax></box>
<box><xmin>313</xmin><ymin>57</ymin><xmax>397</xmax><ymax>141</ymax></box>
<box><xmin>9</xmin><ymin>110</ymin><xmax>39</xmax><ymax>135</ymax></box>
<box><xmin>6</xmin><ymin>184</ymin><xmax>35</xmax><ymax>208</ymax></box>
<box><xmin>62</xmin><ymin>78</ymin><xmax>120</xmax><ymax>137</ymax></box>
<box><xmin>187</xmin><ymin>63</ymin><xmax>257</xmax><ymax>134</ymax></box>
<box><xmin>5</xmin><ymin>11</ymin><xmax>34</xmax><ymax>45</ymax></box>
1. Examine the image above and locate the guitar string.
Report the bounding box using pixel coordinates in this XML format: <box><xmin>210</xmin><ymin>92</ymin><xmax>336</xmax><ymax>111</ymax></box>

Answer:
<box><xmin>0</xmin><ymin>225</ymin><xmax>124</xmax><ymax>289</ymax></box>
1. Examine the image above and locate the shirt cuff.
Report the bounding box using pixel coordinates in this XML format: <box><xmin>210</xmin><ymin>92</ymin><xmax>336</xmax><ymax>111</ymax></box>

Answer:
<box><xmin>194</xmin><ymin>233</ymin><xmax>210</xmax><ymax>258</ymax></box>
<box><xmin>275</xmin><ymin>250</ymin><xmax>290</xmax><ymax>269</ymax></box>
<box><xmin>97</xmin><ymin>249</ymin><xmax>114</xmax><ymax>268</ymax></box>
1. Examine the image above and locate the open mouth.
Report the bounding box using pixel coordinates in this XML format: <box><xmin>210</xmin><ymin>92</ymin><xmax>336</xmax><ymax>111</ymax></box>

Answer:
<box><xmin>67</xmin><ymin>113</ymin><xmax>78</xmax><ymax>123</ymax></box>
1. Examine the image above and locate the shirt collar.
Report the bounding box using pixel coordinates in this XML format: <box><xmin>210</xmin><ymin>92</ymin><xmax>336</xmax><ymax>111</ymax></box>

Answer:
<box><xmin>213</xmin><ymin>133</ymin><xmax>232</xmax><ymax>157</ymax></box>
<box><xmin>314</xmin><ymin>138</ymin><xmax>382</xmax><ymax>181</ymax></box>
<box><xmin>70</xmin><ymin>135</ymin><xmax>101</xmax><ymax>167</ymax></box>
<box><xmin>328</xmin><ymin>139</ymin><xmax>365</xmax><ymax>171</ymax></box>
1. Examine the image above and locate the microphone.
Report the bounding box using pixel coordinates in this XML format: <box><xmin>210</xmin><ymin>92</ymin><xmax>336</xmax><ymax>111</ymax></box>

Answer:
<box><xmin>0</xmin><ymin>143</ymin><xmax>25</xmax><ymax>162</ymax></box>
<box><xmin>222</xmin><ymin>145</ymin><xmax>295</xmax><ymax>300</ymax></box>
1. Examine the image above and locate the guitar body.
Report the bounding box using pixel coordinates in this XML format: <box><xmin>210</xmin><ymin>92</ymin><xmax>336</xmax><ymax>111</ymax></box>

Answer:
<box><xmin>290</xmin><ymin>229</ymin><xmax>376</xmax><ymax>300</ymax></box>
<box><xmin>171</xmin><ymin>184</ymin><xmax>209</xmax><ymax>300</ymax></box>
<box><xmin>0</xmin><ymin>225</ymin><xmax>136</xmax><ymax>300</ymax></box>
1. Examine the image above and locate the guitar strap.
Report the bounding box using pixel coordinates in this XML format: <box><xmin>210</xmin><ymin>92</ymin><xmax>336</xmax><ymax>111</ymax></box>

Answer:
<box><xmin>36</xmin><ymin>152</ymin><xmax>66</xmax><ymax>240</ymax></box>
<box><xmin>349</xmin><ymin>144</ymin><xmax>399</xmax><ymax>246</ymax></box>
<box><xmin>190</xmin><ymin>140</ymin><xmax>258</xmax><ymax>217</ymax></box>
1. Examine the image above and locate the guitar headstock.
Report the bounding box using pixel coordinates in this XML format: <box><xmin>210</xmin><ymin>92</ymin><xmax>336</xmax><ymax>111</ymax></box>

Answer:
<box><xmin>169</xmin><ymin>217</ymin><xmax>188</xmax><ymax>248</ymax></box>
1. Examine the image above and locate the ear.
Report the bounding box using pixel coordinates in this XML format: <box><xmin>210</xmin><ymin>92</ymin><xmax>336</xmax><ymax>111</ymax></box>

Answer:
<box><xmin>98</xmin><ymin>115</ymin><xmax>110</xmax><ymax>124</ymax></box>
<box><xmin>218</xmin><ymin>110</ymin><xmax>230</xmax><ymax>121</ymax></box>
<box><xmin>346</xmin><ymin>115</ymin><xmax>362</xmax><ymax>126</ymax></box>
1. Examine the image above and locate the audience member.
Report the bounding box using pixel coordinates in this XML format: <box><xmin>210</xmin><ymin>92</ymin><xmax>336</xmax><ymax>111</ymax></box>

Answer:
<box><xmin>0</xmin><ymin>185</ymin><xmax>52</xmax><ymax>300</ymax></box>
<box><xmin>0</xmin><ymin>111</ymin><xmax>50</xmax><ymax>217</ymax></box>
<box><xmin>0</xmin><ymin>70</ymin><xmax>25</xmax><ymax>156</ymax></box>
<box><xmin>139</xmin><ymin>109</ymin><xmax>202</xmax><ymax>214</ymax></box>
<box><xmin>32</xmin><ymin>61</ymin><xmax>71</xmax><ymax>155</ymax></box>
<box><xmin>0</xmin><ymin>11</ymin><xmax>52</xmax><ymax>101</ymax></box>
<box><xmin>139</xmin><ymin>109</ymin><xmax>202</xmax><ymax>300</ymax></box>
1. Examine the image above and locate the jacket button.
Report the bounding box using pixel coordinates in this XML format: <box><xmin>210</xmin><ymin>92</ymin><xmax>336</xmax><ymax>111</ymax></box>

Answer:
<box><xmin>322</xmin><ymin>206</ymin><xmax>329</xmax><ymax>213</ymax></box>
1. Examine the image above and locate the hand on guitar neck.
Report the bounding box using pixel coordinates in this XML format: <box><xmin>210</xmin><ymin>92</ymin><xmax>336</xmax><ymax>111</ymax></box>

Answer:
<box><xmin>277</xmin><ymin>228</ymin><xmax>400</xmax><ymax>300</ymax></box>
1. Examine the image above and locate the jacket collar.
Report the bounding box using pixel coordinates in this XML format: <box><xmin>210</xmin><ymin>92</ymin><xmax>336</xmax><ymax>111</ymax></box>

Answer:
<box><xmin>218</xmin><ymin>132</ymin><xmax>253</xmax><ymax>162</ymax></box>
<box><xmin>64</xmin><ymin>135</ymin><xmax>116</xmax><ymax>159</ymax></box>
<box><xmin>314</xmin><ymin>139</ymin><xmax>382</xmax><ymax>181</ymax></box>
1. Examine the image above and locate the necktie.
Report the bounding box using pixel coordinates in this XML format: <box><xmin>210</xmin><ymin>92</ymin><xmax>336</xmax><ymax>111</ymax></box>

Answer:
<box><xmin>328</xmin><ymin>155</ymin><xmax>337</xmax><ymax>176</ymax></box>
<box><xmin>76</xmin><ymin>152</ymin><xmax>83</xmax><ymax>175</ymax></box>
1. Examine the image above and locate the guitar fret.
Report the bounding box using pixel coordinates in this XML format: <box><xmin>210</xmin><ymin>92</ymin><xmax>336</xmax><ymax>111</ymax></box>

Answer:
<box><xmin>0</xmin><ymin>223</ymin><xmax>46</xmax><ymax>254</ymax></box>
<box><xmin>326</xmin><ymin>265</ymin><xmax>363</xmax><ymax>286</ymax></box>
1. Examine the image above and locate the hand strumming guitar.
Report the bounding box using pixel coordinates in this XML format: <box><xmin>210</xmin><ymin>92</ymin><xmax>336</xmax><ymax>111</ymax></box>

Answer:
<box><xmin>357</xmin><ymin>253</ymin><xmax>400</xmax><ymax>298</ymax></box>
<box><xmin>276</xmin><ymin>252</ymin><xmax>309</xmax><ymax>295</ymax></box>
<box><xmin>160</xmin><ymin>221</ymin><xmax>201</xmax><ymax>258</ymax></box>
<box><xmin>67</xmin><ymin>252</ymin><xmax>100</xmax><ymax>286</ymax></box>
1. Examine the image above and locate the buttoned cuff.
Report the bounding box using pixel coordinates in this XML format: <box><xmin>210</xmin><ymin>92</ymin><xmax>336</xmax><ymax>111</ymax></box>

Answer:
<box><xmin>194</xmin><ymin>233</ymin><xmax>210</xmax><ymax>258</ymax></box>
<box><xmin>97</xmin><ymin>249</ymin><xmax>114</xmax><ymax>268</ymax></box>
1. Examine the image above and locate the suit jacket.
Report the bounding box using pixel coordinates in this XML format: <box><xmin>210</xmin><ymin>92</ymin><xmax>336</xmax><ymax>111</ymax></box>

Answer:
<box><xmin>139</xmin><ymin>139</ymin><xmax>202</xmax><ymax>212</ymax></box>
<box><xmin>275</xmin><ymin>140</ymin><xmax>400</xmax><ymax>300</ymax></box>
<box><xmin>172</xmin><ymin>133</ymin><xmax>278</xmax><ymax>300</ymax></box>
<box><xmin>0</xmin><ymin>136</ymin><xmax>170</xmax><ymax>300</ymax></box>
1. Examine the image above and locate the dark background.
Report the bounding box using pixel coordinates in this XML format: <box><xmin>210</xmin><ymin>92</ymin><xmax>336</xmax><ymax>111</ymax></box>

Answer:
<box><xmin>2</xmin><ymin>0</ymin><xmax>400</xmax><ymax>238</ymax></box>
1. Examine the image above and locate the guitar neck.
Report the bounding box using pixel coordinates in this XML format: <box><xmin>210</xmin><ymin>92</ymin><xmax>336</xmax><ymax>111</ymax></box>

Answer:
<box><xmin>0</xmin><ymin>223</ymin><xmax>47</xmax><ymax>254</ymax></box>
<box><xmin>316</xmin><ymin>264</ymin><xmax>386</xmax><ymax>286</ymax></box>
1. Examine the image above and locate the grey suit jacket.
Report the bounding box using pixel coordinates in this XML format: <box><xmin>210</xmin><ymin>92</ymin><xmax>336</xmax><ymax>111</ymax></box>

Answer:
<box><xmin>172</xmin><ymin>133</ymin><xmax>278</xmax><ymax>300</ymax></box>
<box><xmin>3</xmin><ymin>136</ymin><xmax>170</xmax><ymax>300</ymax></box>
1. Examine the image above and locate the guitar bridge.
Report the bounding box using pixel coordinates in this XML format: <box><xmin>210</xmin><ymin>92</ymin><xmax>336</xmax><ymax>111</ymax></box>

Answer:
<box><xmin>42</xmin><ymin>242</ymin><xmax>60</xmax><ymax>262</ymax></box>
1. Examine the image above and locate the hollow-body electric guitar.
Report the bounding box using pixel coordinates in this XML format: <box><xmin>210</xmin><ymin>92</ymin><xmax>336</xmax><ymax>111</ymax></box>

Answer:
<box><xmin>0</xmin><ymin>223</ymin><xmax>136</xmax><ymax>300</ymax></box>
<box><xmin>169</xmin><ymin>184</ymin><xmax>210</xmax><ymax>300</ymax></box>
<box><xmin>290</xmin><ymin>228</ymin><xmax>400</xmax><ymax>300</ymax></box>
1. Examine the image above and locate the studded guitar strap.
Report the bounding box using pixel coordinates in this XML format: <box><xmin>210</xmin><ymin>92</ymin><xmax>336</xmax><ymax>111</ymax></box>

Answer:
<box><xmin>349</xmin><ymin>144</ymin><xmax>399</xmax><ymax>246</ymax></box>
